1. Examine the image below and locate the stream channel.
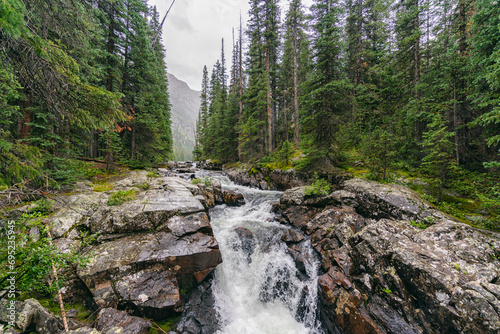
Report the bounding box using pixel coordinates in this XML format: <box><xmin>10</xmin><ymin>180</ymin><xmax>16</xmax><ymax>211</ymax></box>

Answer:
<box><xmin>196</xmin><ymin>171</ymin><xmax>324</xmax><ymax>334</ymax></box>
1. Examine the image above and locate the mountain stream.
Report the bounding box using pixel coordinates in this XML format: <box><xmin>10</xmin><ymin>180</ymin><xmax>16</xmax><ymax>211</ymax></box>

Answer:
<box><xmin>198</xmin><ymin>172</ymin><xmax>324</xmax><ymax>334</ymax></box>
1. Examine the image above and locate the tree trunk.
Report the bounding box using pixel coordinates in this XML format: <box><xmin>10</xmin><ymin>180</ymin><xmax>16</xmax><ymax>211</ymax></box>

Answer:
<box><xmin>293</xmin><ymin>29</ymin><xmax>300</xmax><ymax>146</ymax></box>
<box><xmin>266</xmin><ymin>47</ymin><xmax>272</xmax><ymax>153</ymax></box>
<box><xmin>17</xmin><ymin>95</ymin><xmax>31</xmax><ymax>140</ymax></box>
<box><xmin>106</xmin><ymin>2</ymin><xmax>116</xmax><ymax>92</ymax></box>
<box><xmin>413</xmin><ymin>0</ymin><xmax>420</xmax><ymax>100</ymax></box>
<box><xmin>130</xmin><ymin>122</ymin><xmax>136</xmax><ymax>160</ymax></box>
<box><xmin>238</xmin><ymin>15</ymin><xmax>243</xmax><ymax>161</ymax></box>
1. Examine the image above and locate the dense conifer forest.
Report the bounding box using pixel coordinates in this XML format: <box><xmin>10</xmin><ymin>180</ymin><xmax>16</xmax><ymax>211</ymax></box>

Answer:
<box><xmin>0</xmin><ymin>0</ymin><xmax>173</xmax><ymax>188</ymax></box>
<box><xmin>194</xmin><ymin>0</ymin><xmax>500</xmax><ymax>228</ymax></box>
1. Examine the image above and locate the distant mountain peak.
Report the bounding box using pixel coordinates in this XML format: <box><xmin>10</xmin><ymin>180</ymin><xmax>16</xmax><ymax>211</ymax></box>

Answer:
<box><xmin>168</xmin><ymin>72</ymin><xmax>201</xmax><ymax>161</ymax></box>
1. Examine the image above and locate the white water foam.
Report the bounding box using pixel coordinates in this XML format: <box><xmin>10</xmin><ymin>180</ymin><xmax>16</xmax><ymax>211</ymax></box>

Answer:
<box><xmin>199</xmin><ymin>172</ymin><xmax>324</xmax><ymax>334</ymax></box>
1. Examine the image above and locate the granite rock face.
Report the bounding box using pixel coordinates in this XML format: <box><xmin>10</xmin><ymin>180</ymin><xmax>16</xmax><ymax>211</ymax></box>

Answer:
<box><xmin>277</xmin><ymin>179</ymin><xmax>500</xmax><ymax>334</ymax></box>
<box><xmin>39</xmin><ymin>171</ymin><xmax>223</xmax><ymax>325</ymax></box>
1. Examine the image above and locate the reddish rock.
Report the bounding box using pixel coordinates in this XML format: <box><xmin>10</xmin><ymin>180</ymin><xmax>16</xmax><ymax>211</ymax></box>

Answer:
<box><xmin>222</xmin><ymin>190</ymin><xmax>245</xmax><ymax>206</ymax></box>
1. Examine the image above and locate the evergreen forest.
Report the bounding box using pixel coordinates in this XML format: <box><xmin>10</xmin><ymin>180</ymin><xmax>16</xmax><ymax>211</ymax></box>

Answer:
<box><xmin>194</xmin><ymin>0</ymin><xmax>500</xmax><ymax>228</ymax></box>
<box><xmin>0</xmin><ymin>0</ymin><xmax>173</xmax><ymax>189</ymax></box>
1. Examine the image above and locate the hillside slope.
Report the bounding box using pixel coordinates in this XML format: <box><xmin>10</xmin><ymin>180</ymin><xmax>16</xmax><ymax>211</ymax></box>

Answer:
<box><xmin>167</xmin><ymin>72</ymin><xmax>200</xmax><ymax>161</ymax></box>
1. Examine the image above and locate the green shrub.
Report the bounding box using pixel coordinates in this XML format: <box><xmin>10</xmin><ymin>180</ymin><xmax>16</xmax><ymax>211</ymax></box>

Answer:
<box><xmin>192</xmin><ymin>177</ymin><xmax>212</xmax><ymax>187</ymax></box>
<box><xmin>410</xmin><ymin>220</ymin><xmax>428</xmax><ymax>230</ymax></box>
<box><xmin>136</xmin><ymin>182</ymin><xmax>150</xmax><ymax>190</ymax></box>
<box><xmin>146</xmin><ymin>170</ymin><xmax>159</xmax><ymax>179</ymax></box>
<box><xmin>107</xmin><ymin>189</ymin><xmax>137</xmax><ymax>206</ymax></box>
<box><xmin>0</xmin><ymin>212</ymin><xmax>90</xmax><ymax>296</ymax></box>
<box><xmin>304</xmin><ymin>174</ymin><xmax>331</xmax><ymax>197</ymax></box>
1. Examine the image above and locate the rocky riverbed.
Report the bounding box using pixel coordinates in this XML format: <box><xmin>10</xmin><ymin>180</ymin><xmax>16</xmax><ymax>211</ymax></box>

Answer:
<box><xmin>2</xmin><ymin>163</ymin><xmax>499</xmax><ymax>334</ymax></box>
<box><xmin>0</xmin><ymin>166</ymin><xmax>235</xmax><ymax>333</ymax></box>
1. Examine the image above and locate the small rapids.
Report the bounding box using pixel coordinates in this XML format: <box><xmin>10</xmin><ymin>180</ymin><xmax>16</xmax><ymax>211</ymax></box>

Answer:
<box><xmin>198</xmin><ymin>171</ymin><xmax>324</xmax><ymax>334</ymax></box>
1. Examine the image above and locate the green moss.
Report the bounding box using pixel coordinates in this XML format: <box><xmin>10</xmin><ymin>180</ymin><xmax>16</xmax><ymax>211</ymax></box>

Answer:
<box><xmin>249</xmin><ymin>166</ymin><xmax>260</xmax><ymax>175</ymax></box>
<box><xmin>38</xmin><ymin>299</ymin><xmax>95</xmax><ymax>323</ymax></box>
<box><xmin>410</xmin><ymin>220</ymin><xmax>428</xmax><ymax>230</ymax></box>
<box><xmin>148</xmin><ymin>315</ymin><xmax>182</xmax><ymax>334</ymax></box>
<box><xmin>92</xmin><ymin>182</ymin><xmax>113</xmax><ymax>192</ymax></box>
<box><xmin>192</xmin><ymin>177</ymin><xmax>211</xmax><ymax>186</ymax></box>
<box><xmin>382</xmin><ymin>288</ymin><xmax>392</xmax><ymax>294</ymax></box>
<box><xmin>136</xmin><ymin>182</ymin><xmax>150</xmax><ymax>190</ymax></box>
<box><xmin>224</xmin><ymin>161</ymin><xmax>242</xmax><ymax>168</ymax></box>
<box><xmin>345</xmin><ymin>166</ymin><xmax>370</xmax><ymax>178</ymax></box>
<box><xmin>147</xmin><ymin>170</ymin><xmax>160</xmax><ymax>178</ymax></box>
<box><xmin>107</xmin><ymin>189</ymin><xmax>137</xmax><ymax>206</ymax></box>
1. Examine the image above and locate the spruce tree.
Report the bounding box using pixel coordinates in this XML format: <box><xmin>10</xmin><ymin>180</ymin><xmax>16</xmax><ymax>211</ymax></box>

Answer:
<box><xmin>300</xmin><ymin>0</ymin><xmax>352</xmax><ymax>167</ymax></box>
<box><xmin>279</xmin><ymin>0</ymin><xmax>310</xmax><ymax>147</ymax></box>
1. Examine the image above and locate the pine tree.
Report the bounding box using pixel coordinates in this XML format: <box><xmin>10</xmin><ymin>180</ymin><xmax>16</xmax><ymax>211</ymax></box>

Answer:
<box><xmin>470</xmin><ymin>0</ymin><xmax>500</xmax><ymax>168</ymax></box>
<box><xmin>279</xmin><ymin>0</ymin><xmax>310</xmax><ymax>147</ymax></box>
<box><xmin>242</xmin><ymin>0</ymin><xmax>280</xmax><ymax>160</ymax></box>
<box><xmin>422</xmin><ymin>114</ymin><xmax>456</xmax><ymax>202</ymax></box>
<box><xmin>300</xmin><ymin>0</ymin><xmax>352</xmax><ymax>167</ymax></box>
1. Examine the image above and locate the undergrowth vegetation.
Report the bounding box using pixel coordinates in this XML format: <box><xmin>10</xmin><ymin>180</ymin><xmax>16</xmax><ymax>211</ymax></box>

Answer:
<box><xmin>338</xmin><ymin>150</ymin><xmax>500</xmax><ymax>231</ymax></box>
<box><xmin>192</xmin><ymin>176</ymin><xmax>212</xmax><ymax>186</ymax></box>
<box><xmin>107</xmin><ymin>189</ymin><xmax>137</xmax><ymax>206</ymax></box>
<box><xmin>0</xmin><ymin>202</ymin><xmax>91</xmax><ymax>298</ymax></box>
<box><xmin>304</xmin><ymin>174</ymin><xmax>331</xmax><ymax>197</ymax></box>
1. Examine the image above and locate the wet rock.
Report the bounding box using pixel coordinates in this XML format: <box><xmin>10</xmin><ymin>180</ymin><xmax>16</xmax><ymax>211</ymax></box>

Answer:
<box><xmin>281</xmin><ymin>228</ymin><xmax>305</xmax><ymax>244</ymax></box>
<box><xmin>224</xmin><ymin>166</ymin><xmax>348</xmax><ymax>191</ymax></box>
<box><xmin>195</xmin><ymin>179</ymin><xmax>223</xmax><ymax>207</ymax></box>
<box><xmin>287</xmin><ymin>243</ymin><xmax>314</xmax><ymax>280</ymax></box>
<box><xmin>198</xmin><ymin>160</ymin><xmax>223</xmax><ymax>171</ymax></box>
<box><xmin>174</xmin><ymin>278</ymin><xmax>220</xmax><ymax>334</ymax></box>
<box><xmin>232</xmin><ymin>227</ymin><xmax>255</xmax><ymax>262</ymax></box>
<box><xmin>66</xmin><ymin>309</ymin><xmax>78</xmax><ymax>318</ymax></box>
<box><xmin>222</xmin><ymin>190</ymin><xmax>245</xmax><ymax>206</ymax></box>
<box><xmin>280</xmin><ymin>187</ymin><xmax>306</xmax><ymax>206</ymax></box>
<box><xmin>114</xmin><ymin>265</ymin><xmax>183</xmax><ymax>317</ymax></box>
<box><xmin>45</xmin><ymin>170</ymin><xmax>222</xmax><ymax>322</ymax></box>
<box><xmin>279</xmin><ymin>179</ymin><xmax>500</xmax><ymax>334</ymax></box>
<box><xmin>77</xmin><ymin>231</ymin><xmax>221</xmax><ymax>314</ymax></box>
<box><xmin>95</xmin><ymin>308</ymin><xmax>152</xmax><ymax>334</ymax></box>
<box><xmin>162</xmin><ymin>212</ymin><xmax>212</xmax><ymax>237</ymax></box>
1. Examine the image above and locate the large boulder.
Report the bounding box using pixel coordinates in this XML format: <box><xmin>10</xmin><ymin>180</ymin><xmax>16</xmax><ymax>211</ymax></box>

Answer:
<box><xmin>174</xmin><ymin>278</ymin><xmax>220</xmax><ymax>334</ymax></box>
<box><xmin>343</xmin><ymin>178</ymin><xmax>448</xmax><ymax>222</ymax></box>
<box><xmin>46</xmin><ymin>171</ymin><xmax>222</xmax><ymax>321</ymax></box>
<box><xmin>77</xmin><ymin>230</ymin><xmax>221</xmax><ymax>317</ymax></box>
<box><xmin>279</xmin><ymin>179</ymin><xmax>500</xmax><ymax>334</ymax></box>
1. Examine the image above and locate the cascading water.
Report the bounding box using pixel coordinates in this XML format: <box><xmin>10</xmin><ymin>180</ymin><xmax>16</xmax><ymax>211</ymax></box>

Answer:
<box><xmin>198</xmin><ymin>171</ymin><xmax>324</xmax><ymax>334</ymax></box>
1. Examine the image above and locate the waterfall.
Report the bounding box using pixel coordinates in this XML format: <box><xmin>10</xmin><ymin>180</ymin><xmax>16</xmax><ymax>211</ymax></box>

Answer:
<box><xmin>199</xmin><ymin>172</ymin><xmax>324</xmax><ymax>334</ymax></box>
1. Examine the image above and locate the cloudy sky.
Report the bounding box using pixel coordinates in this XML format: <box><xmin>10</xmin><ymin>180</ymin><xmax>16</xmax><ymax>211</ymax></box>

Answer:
<box><xmin>149</xmin><ymin>0</ymin><xmax>314</xmax><ymax>91</ymax></box>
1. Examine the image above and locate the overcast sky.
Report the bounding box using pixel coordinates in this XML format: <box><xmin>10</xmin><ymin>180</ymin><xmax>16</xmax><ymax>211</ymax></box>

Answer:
<box><xmin>149</xmin><ymin>0</ymin><xmax>314</xmax><ymax>91</ymax></box>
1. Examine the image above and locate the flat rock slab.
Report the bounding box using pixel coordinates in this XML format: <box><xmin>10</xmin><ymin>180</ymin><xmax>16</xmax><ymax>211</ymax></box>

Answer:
<box><xmin>49</xmin><ymin>173</ymin><xmax>206</xmax><ymax>239</ymax></box>
<box><xmin>343</xmin><ymin>178</ymin><xmax>449</xmax><ymax>221</ymax></box>
<box><xmin>142</xmin><ymin>177</ymin><xmax>205</xmax><ymax>214</ymax></box>
<box><xmin>165</xmin><ymin>212</ymin><xmax>211</xmax><ymax>237</ymax></box>
<box><xmin>95</xmin><ymin>308</ymin><xmax>152</xmax><ymax>334</ymax></box>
